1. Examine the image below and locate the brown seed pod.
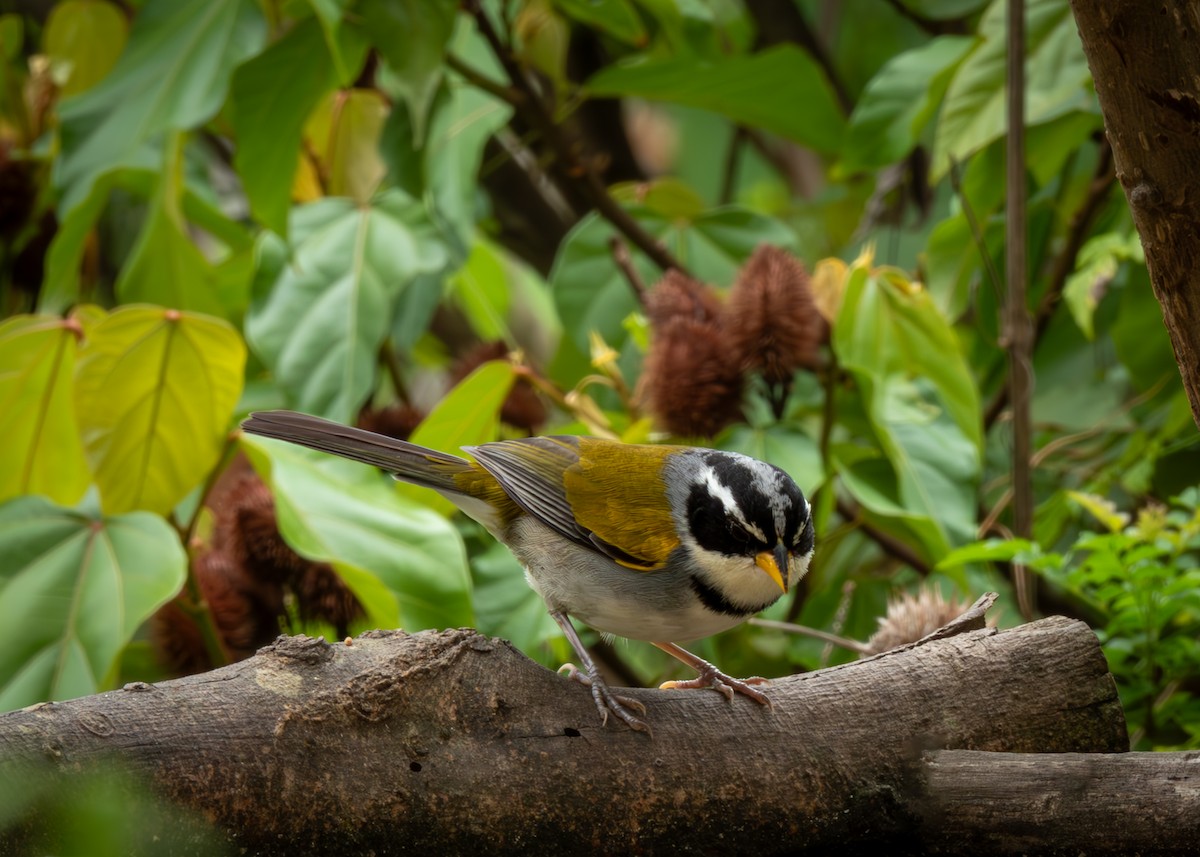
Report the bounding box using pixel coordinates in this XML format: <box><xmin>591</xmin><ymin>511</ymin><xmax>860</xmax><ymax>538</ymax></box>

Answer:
<box><xmin>724</xmin><ymin>244</ymin><xmax>821</xmax><ymax>382</ymax></box>
<box><xmin>863</xmin><ymin>587</ymin><xmax>978</xmax><ymax>656</ymax></box>
<box><xmin>642</xmin><ymin>271</ymin><xmax>743</xmax><ymax>437</ymax></box>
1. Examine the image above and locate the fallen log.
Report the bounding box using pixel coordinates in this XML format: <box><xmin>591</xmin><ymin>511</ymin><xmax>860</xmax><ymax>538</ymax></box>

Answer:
<box><xmin>0</xmin><ymin>615</ymin><xmax>1126</xmax><ymax>854</ymax></box>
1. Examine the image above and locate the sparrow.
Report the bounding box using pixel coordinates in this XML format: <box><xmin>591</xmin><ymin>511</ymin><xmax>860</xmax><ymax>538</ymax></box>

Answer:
<box><xmin>241</xmin><ymin>410</ymin><xmax>814</xmax><ymax>731</ymax></box>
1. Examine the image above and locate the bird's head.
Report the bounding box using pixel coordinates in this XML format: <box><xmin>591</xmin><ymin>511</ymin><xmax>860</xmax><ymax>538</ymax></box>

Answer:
<box><xmin>668</xmin><ymin>450</ymin><xmax>814</xmax><ymax>599</ymax></box>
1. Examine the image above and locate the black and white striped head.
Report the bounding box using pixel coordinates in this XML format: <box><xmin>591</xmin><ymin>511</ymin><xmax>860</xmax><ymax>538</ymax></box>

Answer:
<box><xmin>670</xmin><ymin>450</ymin><xmax>814</xmax><ymax>593</ymax></box>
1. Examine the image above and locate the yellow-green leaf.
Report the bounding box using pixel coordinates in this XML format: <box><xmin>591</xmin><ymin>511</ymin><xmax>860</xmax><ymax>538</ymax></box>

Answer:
<box><xmin>0</xmin><ymin>316</ymin><xmax>90</xmax><ymax>505</ymax></box>
<box><xmin>43</xmin><ymin>0</ymin><xmax>128</xmax><ymax>96</ymax></box>
<box><xmin>75</xmin><ymin>305</ymin><xmax>245</xmax><ymax>514</ymax></box>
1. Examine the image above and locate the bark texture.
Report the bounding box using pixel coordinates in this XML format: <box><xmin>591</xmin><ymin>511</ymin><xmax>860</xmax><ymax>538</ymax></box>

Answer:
<box><xmin>916</xmin><ymin>749</ymin><xmax>1200</xmax><ymax>855</ymax></box>
<box><xmin>0</xmin><ymin>617</ymin><xmax>1125</xmax><ymax>855</ymax></box>
<box><xmin>1072</xmin><ymin>1</ymin><xmax>1200</xmax><ymax>425</ymax></box>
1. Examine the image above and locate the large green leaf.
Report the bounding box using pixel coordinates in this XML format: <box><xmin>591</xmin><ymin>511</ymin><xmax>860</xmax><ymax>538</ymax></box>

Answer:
<box><xmin>398</xmin><ymin>360</ymin><xmax>516</xmax><ymax>515</ymax></box>
<box><xmin>0</xmin><ymin>495</ymin><xmax>186</xmax><ymax>711</ymax></box>
<box><xmin>551</xmin><ymin>204</ymin><xmax>798</xmax><ymax>364</ymax></box>
<box><xmin>74</xmin><ymin>305</ymin><xmax>246</xmax><ymax>515</ymax></box>
<box><xmin>361</xmin><ymin>0</ymin><xmax>457</xmax><ymax>146</ymax></box>
<box><xmin>245</xmin><ymin>191</ymin><xmax>449</xmax><ymax>422</ymax></box>
<box><xmin>241</xmin><ymin>436</ymin><xmax>474</xmax><ymax>632</ymax></box>
<box><xmin>228</xmin><ymin>17</ymin><xmax>364</xmax><ymax>235</ymax></box>
<box><xmin>833</xmin><ymin>266</ymin><xmax>982</xmax><ymax>559</ymax></box>
<box><xmin>0</xmin><ymin>316</ymin><xmax>89</xmax><ymax>506</ymax></box>
<box><xmin>585</xmin><ymin>45</ymin><xmax>845</xmax><ymax>153</ymax></box>
<box><xmin>834</xmin><ymin>265</ymin><xmax>982</xmax><ymax>450</ymax></box>
<box><xmin>842</xmin><ymin>36</ymin><xmax>974</xmax><ymax>171</ymax></box>
<box><xmin>55</xmin><ymin>0</ymin><xmax>266</xmax><ymax>213</ymax></box>
<box><xmin>931</xmin><ymin>0</ymin><xmax>1095</xmax><ymax>179</ymax></box>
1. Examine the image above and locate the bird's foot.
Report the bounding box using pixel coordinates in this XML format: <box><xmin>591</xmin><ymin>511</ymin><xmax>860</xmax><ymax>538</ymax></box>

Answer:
<box><xmin>659</xmin><ymin>665</ymin><xmax>772</xmax><ymax>706</ymax></box>
<box><xmin>652</xmin><ymin>641</ymin><xmax>773</xmax><ymax>706</ymax></box>
<box><xmin>558</xmin><ymin>663</ymin><xmax>650</xmax><ymax>733</ymax></box>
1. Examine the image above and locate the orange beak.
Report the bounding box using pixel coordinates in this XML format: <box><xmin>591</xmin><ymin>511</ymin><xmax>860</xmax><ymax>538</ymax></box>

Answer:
<box><xmin>755</xmin><ymin>544</ymin><xmax>791</xmax><ymax>594</ymax></box>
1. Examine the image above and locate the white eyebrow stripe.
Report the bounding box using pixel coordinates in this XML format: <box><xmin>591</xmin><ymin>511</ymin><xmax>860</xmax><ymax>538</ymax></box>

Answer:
<box><xmin>703</xmin><ymin>467</ymin><xmax>768</xmax><ymax>542</ymax></box>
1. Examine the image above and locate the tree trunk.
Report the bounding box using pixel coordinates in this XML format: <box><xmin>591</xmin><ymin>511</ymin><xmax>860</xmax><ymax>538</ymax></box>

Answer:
<box><xmin>0</xmin><ymin>616</ymin><xmax>1127</xmax><ymax>855</ymax></box>
<box><xmin>1071</xmin><ymin>1</ymin><xmax>1200</xmax><ymax>426</ymax></box>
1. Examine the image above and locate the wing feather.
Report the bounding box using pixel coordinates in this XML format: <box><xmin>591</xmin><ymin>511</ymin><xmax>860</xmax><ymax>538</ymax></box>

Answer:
<box><xmin>468</xmin><ymin>436</ymin><xmax>681</xmax><ymax>570</ymax></box>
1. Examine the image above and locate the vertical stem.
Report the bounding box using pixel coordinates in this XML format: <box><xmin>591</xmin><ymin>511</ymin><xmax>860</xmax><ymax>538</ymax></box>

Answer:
<box><xmin>1006</xmin><ymin>0</ymin><xmax>1035</xmax><ymax>618</ymax></box>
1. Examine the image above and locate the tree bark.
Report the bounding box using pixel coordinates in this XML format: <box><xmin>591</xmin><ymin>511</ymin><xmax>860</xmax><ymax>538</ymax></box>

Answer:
<box><xmin>915</xmin><ymin>749</ymin><xmax>1200</xmax><ymax>855</ymax></box>
<box><xmin>1071</xmin><ymin>1</ymin><xmax>1200</xmax><ymax>426</ymax></box>
<box><xmin>0</xmin><ymin>616</ymin><xmax>1126</xmax><ymax>855</ymax></box>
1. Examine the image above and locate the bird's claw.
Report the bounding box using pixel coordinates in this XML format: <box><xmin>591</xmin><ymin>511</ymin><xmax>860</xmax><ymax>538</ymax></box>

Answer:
<box><xmin>558</xmin><ymin>662</ymin><xmax>650</xmax><ymax>732</ymax></box>
<box><xmin>659</xmin><ymin>669</ymin><xmax>772</xmax><ymax>707</ymax></box>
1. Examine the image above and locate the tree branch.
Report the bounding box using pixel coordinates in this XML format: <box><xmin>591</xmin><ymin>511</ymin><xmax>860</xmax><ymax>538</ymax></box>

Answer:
<box><xmin>465</xmin><ymin>2</ymin><xmax>686</xmax><ymax>275</ymax></box>
<box><xmin>0</xmin><ymin>617</ymin><xmax>1126</xmax><ymax>854</ymax></box>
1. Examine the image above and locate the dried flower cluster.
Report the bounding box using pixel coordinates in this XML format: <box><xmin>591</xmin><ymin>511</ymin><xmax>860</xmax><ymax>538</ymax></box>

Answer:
<box><xmin>153</xmin><ymin>460</ymin><xmax>364</xmax><ymax>674</ymax></box>
<box><xmin>641</xmin><ymin>245</ymin><xmax>822</xmax><ymax>437</ymax></box>
<box><xmin>863</xmin><ymin>587</ymin><xmax>976</xmax><ymax>656</ymax></box>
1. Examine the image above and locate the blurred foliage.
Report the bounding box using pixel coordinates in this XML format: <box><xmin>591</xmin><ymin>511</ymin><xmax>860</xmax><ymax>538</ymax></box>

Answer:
<box><xmin>0</xmin><ymin>0</ymin><xmax>1196</xmax><ymax>761</ymax></box>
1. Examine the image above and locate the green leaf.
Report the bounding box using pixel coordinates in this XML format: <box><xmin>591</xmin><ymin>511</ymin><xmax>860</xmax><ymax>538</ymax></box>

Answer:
<box><xmin>399</xmin><ymin>360</ymin><xmax>517</xmax><ymax>515</ymax></box>
<box><xmin>937</xmin><ymin>537</ymin><xmax>1040</xmax><ymax>568</ymax></box>
<box><xmin>114</xmin><ymin>134</ymin><xmax>234</xmax><ymax>317</ymax></box>
<box><xmin>245</xmin><ymin>191</ymin><xmax>449</xmax><ymax>422</ymax></box>
<box><xmin>304</xmin><ymin>0</ymin><xmax>356</xmax><ymax>83</ymax></box>
<box><xmin>551</xmin><ymin>204</ymin><xmax>798</xmax><ymax>368</ymax></box>
<box><xmin>833</xmin><ymin>266</ymin><xmax>982</xmax><ymax>557</ymax></box>
<box><xmin>833</xmin><ymin>450</ymin><xmax>947</xmax><ymax>564</ymax></box>
<box><xmin>719</xmin><ymin>424</ymin><xmax>824</xmax><ymax>492</ymax></box>
<box><xmin>0</xmin><ymin>495</ymin><xmax>186</xmax><ymax>710</ymax></box>
<box><xmin>229</xmin><ymin>16</ymin><xmax>363</xmax><ymax>235</ymax></box>
<box><xmin>834</xmin><ymin>265</ymin><xmax>982</xmax><ymax>450</ymax></box>
<box><xmin>554</xmin><ymin>0</ymin><xmax>647</xmax><ymax>45</ymax></box>
<box><xmin>931</xmin><ymin>0</ymin><xmax>1095</xmax><ymax>179</ymax></box>
<box><xmin>381</xmin><ymin>74</ymin><xmax>512</xmax><ymax>249</ymax></box>
<box><xmin>842</xmin><ymin>36</ymin><xmax>974</xmax><ymax>171</ymax></box>
<box><xmin>55</xmin><ymin>0</ymin><xmax>266</xmax><ymax>213</ymax></box>
<box><xmin>1112</xmin><ymin>264</ymin><xmax>1177</xmax><ymax>391</ymax></box>
<box><xmin>75</xmin><ymin>306</ymin><xmax>246</xmax><ymax>515</ymax></box>
<box><xmin>585</xmin><ymin>45</ymin><xmax>845</xmax><ymax>153</ymax></box>
<box><xmin>1063</xmin><ymin>229</ymin><xmax>1142</xmax><ymax>340</ymax></box>
<box><xmin>361</xmin><ymin>0</ymin><xmax>457</xmax><ymax>146</ymax></box>
<box><xmin>42</xmin><ymin>0</ymin><xmax>128</xmax><ymax>96</ymax></box>
<box><xmin>0</xmin><ymin>316</ymin><xmax>90</xmax><ymax>506</ymax></box>
<box><xmin>242</xmin><ymin>436</ymin><xmax>474</xmax><ymax>632</ymax></box>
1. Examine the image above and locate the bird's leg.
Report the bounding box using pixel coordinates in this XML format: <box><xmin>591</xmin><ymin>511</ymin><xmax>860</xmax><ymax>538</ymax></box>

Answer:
<box><xmin>550</xmin><ymin>611</ymin><xmax>649</xmax><ymax>733</ymax></box>
<box><xmin>653</xmin><ymin>641</ymin><xmax>772</xmax><ymax>707</ymax></box>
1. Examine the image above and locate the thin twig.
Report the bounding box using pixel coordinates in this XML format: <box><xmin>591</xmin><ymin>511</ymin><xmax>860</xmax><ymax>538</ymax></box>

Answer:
<box><xmin>1006</xmin><ymin>0</ymin><xmax>1034</xmax><ymax>620</ymax></box>
<box><xmin>984</xmin><ymin>143</ymin><xmax>1116</xmax><ymax>430</ymax></box>
<box><xmin>465</xmin><ymin>1</ymin><xmax>687</xmax><ymax>275</ymax></box>
<box><xmin>718</xmin><ymin>128</ymin><xmax>746</xmax><ymax>205</ymax></box>
<box><xmin>609</xmin><ymin>237</ymin><xmax>648</xmax><ymax>307</ymax></box>
<box><xmin>444</xmin><ymin>53</ymin><xmax>526</xmax><ymax>107</ymax></box>
<box><xmin>835</xmin><ymin>497</ymin><xmax>931</xmax><ymax>574</ymax></box>
<box><xmin>749</xmin><ymin>618</ymin><xmax>874</xmax><ymax>655</ymax></box>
